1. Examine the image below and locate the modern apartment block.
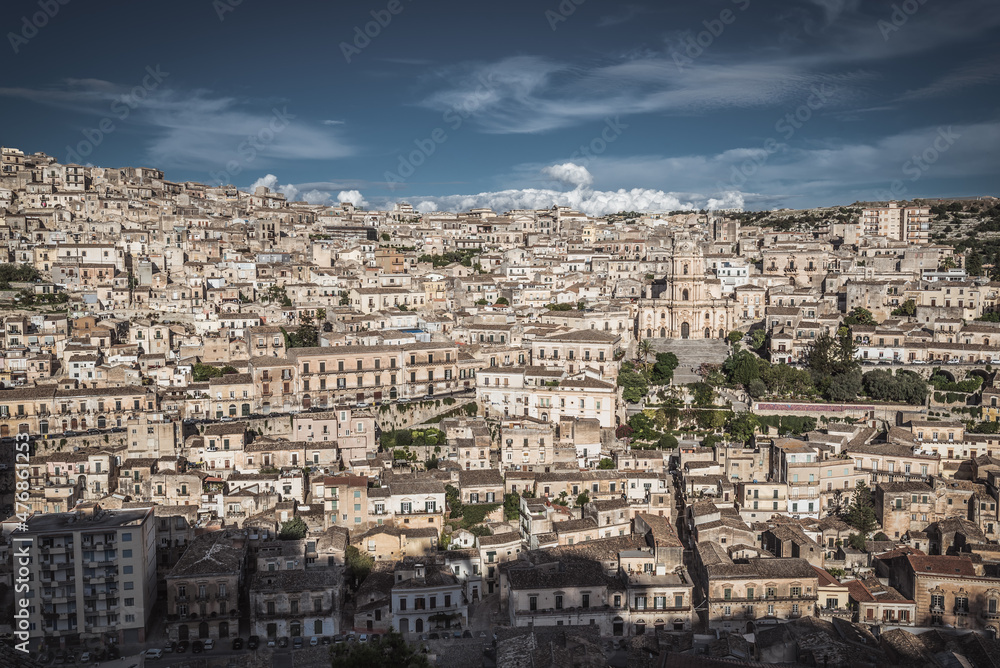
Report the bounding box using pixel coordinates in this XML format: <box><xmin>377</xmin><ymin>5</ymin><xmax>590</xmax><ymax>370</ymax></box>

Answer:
<box><xmin>861</xmin><ymin>201</ymin><xmax>931</xmax><ymax>244</ymax></box>
<box><xmin>23</xmin><ymin>504</ymin><xmax>156</xmax><ymax>649</ymax></box>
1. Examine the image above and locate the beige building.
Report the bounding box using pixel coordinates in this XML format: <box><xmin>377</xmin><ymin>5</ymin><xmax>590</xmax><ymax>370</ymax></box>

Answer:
<box><xmin>862</xmin><ymin>201</ymin><xmax>930</xmax><ymax>244</ymax></box>
<box><xmin>639</xmin><ymin>236</ymin><xmax>734</xmax><ymax>340</ymax></box>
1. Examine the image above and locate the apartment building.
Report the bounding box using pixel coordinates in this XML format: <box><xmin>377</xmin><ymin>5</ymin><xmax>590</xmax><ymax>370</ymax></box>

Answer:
<box><xmin>23</xmin><ymin>504</ymin><xmax>156</xmax><ymax>649</ymax></box>
<box><xmin>862</xmin><ymin>202</ymin><xmax>931</xmax><ymax>244</ymax></box>
<box><xmin>702</xmin><ymin>555</ymin><xmax>819</xmax><ymax>632</ymax></box>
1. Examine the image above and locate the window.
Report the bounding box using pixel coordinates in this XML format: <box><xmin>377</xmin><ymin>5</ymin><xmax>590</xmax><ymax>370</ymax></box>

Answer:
<box><xmin>555</xmin><ymin>595</ymin><xmax>563</xmax><ymax>610</ymax></box>
<box><xmin>529</xmin><ymin>596</ymin><xmax>537</xmax><ymax>611</ymax></box>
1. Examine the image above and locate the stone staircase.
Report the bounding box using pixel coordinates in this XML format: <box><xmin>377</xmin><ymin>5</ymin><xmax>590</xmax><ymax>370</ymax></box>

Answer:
<box><xmin>649</xmin><ymin>338</ymin><xmax>730</xmax><ymax>384</ymax></box>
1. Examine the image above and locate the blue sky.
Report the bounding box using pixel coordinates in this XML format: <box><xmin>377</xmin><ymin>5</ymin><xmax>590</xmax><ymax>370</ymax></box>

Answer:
<box><xmin>1</xmin><ymin>0</ymin><xmax>998</xmax><ymax>213</ymax></box>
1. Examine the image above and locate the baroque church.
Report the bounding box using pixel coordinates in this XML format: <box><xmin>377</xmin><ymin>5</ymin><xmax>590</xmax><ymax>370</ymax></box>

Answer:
<box><xmin>639</xmin><ymin>235</ymin><xmax>735</xmax><ymax>340</ymax></box>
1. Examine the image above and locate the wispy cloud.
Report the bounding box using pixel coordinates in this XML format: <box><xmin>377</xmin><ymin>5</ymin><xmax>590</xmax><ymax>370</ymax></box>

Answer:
<box><xmin>0</xmin><ymin>78</ymin><xmax>355</xmax><ymax>172</ymax></box>
<box><xmin>897</xmin><ymin>58</ymin><xmax>1000</xmax><ymax>102</ymax></box>
<box><xmin>321</xmin><ymin>119</ymin><xmax>345</xmax><ymax>125</ymax></box>
<box><xmin>417</xmin><ymin>55</ymin><xmax>870</xmax><ymax>134</ymax></box>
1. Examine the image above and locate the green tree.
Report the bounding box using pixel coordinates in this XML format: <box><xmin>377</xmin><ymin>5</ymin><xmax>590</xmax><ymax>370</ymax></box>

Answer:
<box><xmin>726</xmin><ymin>411</ymin><xmax>760</xmax><ymax>443</ymax></box>
<box><xmin>278</xmin><ymin>517</ymin><xmax>308</xmax><ymax>540</ymax></box>
<box><xmin>495</xmin><ymin>296</ymin><xmax>509</xmax><ymax>305</ymax></box>
<box><xmin>576</xmin><ymin>491</ymin><xmax>590</xmax><ymax>507</ymax></box>
<box><xmin>192</xmin><ymin>363</ymin><xmax>237</xmax><ymax>382</ymax></box>
<box><xmin>650</xmin><ymin>352</ymin><xmax>679</xmax><ymax>384</ymax></box>
<box><xmin>597</xmin><ymin>458</ymin><xmax>616</xmax><ymax>470</ymax></box>
<box><xmin>657</xmin><ymin>433</ymin><xmax>679</xmax><ymax>449</ymax></box>
<box><xmin>966</xmin><ymin>249</ymin><xmax>983</xmax><ymax>276</ymax></box>
<box><xmin>728</xmin><ymin>330</ymin><xmax>743</xmax><ymax>345</ymax></box>
<box><xmin>843</xmin><ymin>307</ymin><xmax>875</xmax><ymax>326</ymax></box>
<box><xmin>890</xmin><ymin>299</ymin><xmax>917</xmax><ymax>317</ymax></box>
<box><xmin>845</xmin><ymin>481</ymin><xmax>877</xmax><ymax>536</ymax></box>
<box><xmin>345</xmin><ymin>545</ymin><xmax>374</xmax><ymax>589</ymax></box>
<box><xmin>847</xmin><ymin>533</ymin><xmax>867</xmax><ymax>551</ymax></box>
<box><xmin>330</xmin><ymin>629</ymin><xmax>429</xmax><ymax>668</ymax></box>
<box><xmin>723</xmin><ymin>349</ymin><xmax>761</xmax><ymax>386</ymax></box>
<box><xmin>826</xmin><ymin>369</ymin><xmax>862</xmax><ymax>402</ymax></box>
<box><xmin>445</xmin><ymin>485</ymin><xmax>463</xmax><ymax>518</ymax></box>
<box><xmin>618</xmin><ymin>369</ymin><xmax>649</xmax><ymax>404</ymax></box>
<box><xmin>637</xmin><ymin>340</ymin><xmax>655</xmax><ymax>373</ymax></box>
<box><xmin>688</xmin><ymin>382</ymin><xmax>715</xmax><ymax>407</ymax></box>
<box><xmin>750</xmin><ymin>329</ymin><xmax>767</xmax><ymax>351</ymax></box>
<box><xmin>503</xmin><ymin>492</ymin><xmax>521</xmax><ymax>521</ymax></box>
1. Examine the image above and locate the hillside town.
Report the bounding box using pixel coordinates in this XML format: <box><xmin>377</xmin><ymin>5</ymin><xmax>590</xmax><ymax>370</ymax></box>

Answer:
<box><xmin>4</xmin><ymin>145</ymin><xmax>1000</xmax><ymax>667</ymax></box>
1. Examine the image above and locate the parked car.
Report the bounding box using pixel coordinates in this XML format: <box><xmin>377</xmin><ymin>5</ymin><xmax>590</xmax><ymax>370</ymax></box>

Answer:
<box><xmin>428</xmin><ymin>633</ymin><xmax>440</xmax><ymax>640</ymax></box>
<box><xmin>247</xmin><ymin>636</ymin><xmax>259</xmax><ymax>650</ymax></box>
<box><xmin>292</xmin><ymin>637</ymin><xmax>303</xmax><ymax>649</ymax></box>
<box><xmin>266</xmin><ymin>638</ymin><xmax>276</xmax><ymax>648</ymax></box>
<box><xmin>370</xmin><ymin>633</ymin><xmax>380</xmax><ymax>643</ymax></box>
<box><xmin>203</xmin><ymin>639</ymin><xmax>214</xmax><ymax>651</ymax></box>
<box><xmin>462</xmin><ymin>630</ymin><xmax>472</xmax><ymax>638</ymax></box>
<box><xmin>453</xmin><ymin>630</ymin><xmax>462</xmax><ymax>639</ymax></box>
<box><xmin>79</xmin><ymin>653</ymin><xmax>90</xmax><ymax>663</ymax></box>
<box><xmin>142</xmin><ymin>650</ymin><xmax>162</xmax><ymax>660</ymax></box>
<box><xmin>309</xmin><ymin>637</ymin><xmax>319</xmax><ymax>646</ymax></box>
<box><xmin>321</xmin><ymin>636</ymin><xmax>332</xmax><ymax>645</ymax></box>
<box><xmin>164</xmin><ymin>641</ymin><xmax>176</xmax><ymax>653</ymax></box>
<box><xmin>333</xmin><ymin>635</ymin><xmax>345</xmax><ymax>644</ymax></box>
<box><xmin>191</xmin><ymin>640</ymin><xmax>204</xmax><ymax>654</ymax></box>
<box><xmin>231</xmin><ymin>638</ymin><xmax>243</xmax><ymax>650</ymax></box>
<box><xmin>176</xmin><ymin>641</ymin><xmax>189</xmax><ymax>653</ymax></box>
<box><xmin>358</xmin><ymin>634</ymin><xmax>368</xmax><ymax>643</ymax></box>
<box><xmin>278</xmin><ymin>637</ymin><xmax>289</xmax><ymax>648</ymax></box>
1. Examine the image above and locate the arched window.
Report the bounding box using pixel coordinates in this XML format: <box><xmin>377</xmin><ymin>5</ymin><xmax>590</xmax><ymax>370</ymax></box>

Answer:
<box><xmin>683</xmin><ymin>264</ymin><xmax>689</xmax><ymax>275</ymax></box>
<box><xmin>682</xmin><ymin>289</ymin><xmax>689</xmax><ymax>301</ymax></box>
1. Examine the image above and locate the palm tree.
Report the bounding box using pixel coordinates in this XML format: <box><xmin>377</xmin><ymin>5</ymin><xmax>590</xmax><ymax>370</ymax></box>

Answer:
<box><xmin>638</xmin><ymin>339</ymin><xmax>654</xmax><ymax>368</ymax></box>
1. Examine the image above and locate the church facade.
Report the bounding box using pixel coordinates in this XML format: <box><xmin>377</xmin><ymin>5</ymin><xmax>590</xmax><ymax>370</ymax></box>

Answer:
<box><xmin>639</xmin><ymin>237</ymin><xmax>736</xmax><ymax>340</ymax></box>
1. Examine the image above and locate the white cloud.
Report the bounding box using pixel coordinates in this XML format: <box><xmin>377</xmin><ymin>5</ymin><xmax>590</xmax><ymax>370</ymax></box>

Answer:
<box><xmin>301</xmin><ymin>190</ymin><xmax>333</xmax><ymax>205</ymax></box>
<box><xmin>249</xmin><ymin>174</ymin><xmax>299</xmax><ymax>201</ymax></box>
<box><xmin>394</xmin><ymin>186</ymin><xmax>698</xmax><ymax>217</ymax></box>
<box><xmin>541</xmin><ymin>163</ymin><xmax>593</xmax><ymax>188</ymax></box>
<box><xmin>322</xmin><ymin>119</ymin><xmax>345</xmax><ymax>125</ymax></box>
<box><xmin>337</xmin><ymin>190</ymin><xmax>368</xmax><ymax>207</ymax></box>
<box><xmin>390</xmin><ymin>119</ymin><xmax>1000</xmax><ymax>214</ymax></box>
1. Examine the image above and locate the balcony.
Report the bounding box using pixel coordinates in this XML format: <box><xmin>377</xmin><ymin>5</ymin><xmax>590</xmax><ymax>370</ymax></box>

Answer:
<box><xmin>817</xmin><ymin>607</ymin><xmax>852</xmax><ymax>617</ymax></box>
<box><xmin>981</xmin><ymin>608</ymin><xmax>1000</xmax><ymax>620</ymax></box>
